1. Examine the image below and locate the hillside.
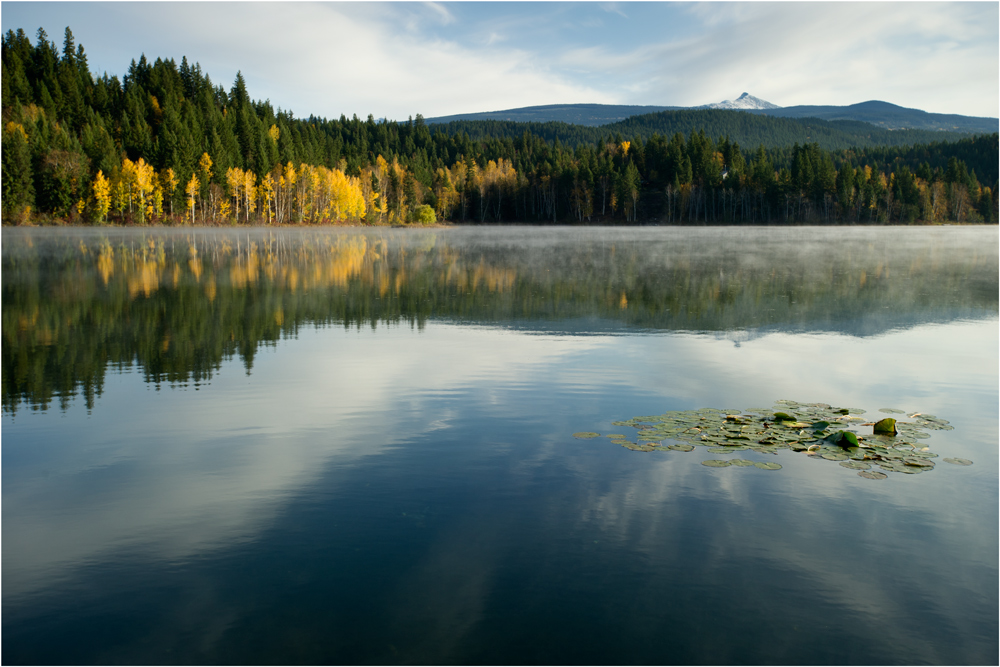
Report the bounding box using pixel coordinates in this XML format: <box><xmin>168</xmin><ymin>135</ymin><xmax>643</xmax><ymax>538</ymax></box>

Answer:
<box><xmin>433</xmin><ymin>110</ymin><xmax>975</xmax><ymax>153</ymax></box>
<box><xmin>754</xmin><ymin>101</ymin><xmax>998</xmax><ymax>134</ymax></box>
<box><xmin>1</xmin><ymin>26</ymin><xmax>996</xmax><ymax>228</ymax></box>
<box><xmin>428</xmin><ymin>100</ymin><xmax>998</xmax><ymax>134</ymax></box>
<box><xmin>426</xmin><ymin>103</ymin><xmax>678</xmax><ymax>127</ymax></box>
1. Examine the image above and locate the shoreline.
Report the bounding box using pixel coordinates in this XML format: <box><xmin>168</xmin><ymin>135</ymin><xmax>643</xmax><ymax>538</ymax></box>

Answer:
<box><xmin>2</xmin><ymin>219</ymin><xmax>994</xmax><ymax>230</ymax></box>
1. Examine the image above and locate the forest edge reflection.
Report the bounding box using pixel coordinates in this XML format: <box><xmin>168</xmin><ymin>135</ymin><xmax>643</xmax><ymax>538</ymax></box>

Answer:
<box><xmin>3</xmin><ymin>226</ymin><xmax>997</xmax><ymax>414</ymax></box>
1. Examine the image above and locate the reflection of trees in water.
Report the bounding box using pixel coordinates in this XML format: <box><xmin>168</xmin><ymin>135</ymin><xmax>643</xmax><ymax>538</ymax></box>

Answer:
<box><xmin>3</xmin><ymin>230</ymin><xmax>996</xmax><ymax>413</ymax></box>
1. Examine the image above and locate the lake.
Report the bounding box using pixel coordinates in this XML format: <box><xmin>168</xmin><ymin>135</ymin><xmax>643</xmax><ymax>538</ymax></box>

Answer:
<box><xmin>2</xmin><ymin>225</ymin><xmax>997</xmax><ymax>665</ymax></box>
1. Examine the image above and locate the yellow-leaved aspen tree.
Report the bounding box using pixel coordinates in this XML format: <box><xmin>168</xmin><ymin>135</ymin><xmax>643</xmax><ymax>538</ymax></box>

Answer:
<box><xmin>198</xmin><ymin>152</ymin><xmax>213</xmax><ymax>222</ymax></box>
<box><xmin>226</xmin><ymin>167</ymin><xmax>243</xmax><ymax>221</ymax></box>
<box><xmin>135</xmin><ymin>158</ymin><xmax>154</xmax><ymax>224</ymax></box>
<box><xmin>92</xmin><ymin>170</ymin><xmax>111</xmax><ymax>223</ymax></box>
<box><xmin>161</xmin><ymin>168</ymin><xmax>178</xmax><ymax>217</ymax></box>
<box><xmin>260</xmin><ymin>172</ymin><xmax>275</xmax><ymax>225</ymax></box>
<box><xmin>185</xmin><ymin>173</ymin><xmax>199</xmax><ymax>225</ymax></box>
<box><xmin>152</xmin><ymin>181</ymin><xmax>164</xmax><ymax>218</ymax></box>
<box><xmin>112</xmin><ymin>170</ymin><xmax>128</xmax><ymax>220</ymax></box>
<box><xmin>285</xmin><ymin>160</ymin><xmax>298</xmax><ymax>219</ymax></box>
<box><xmin>243</xmin><ymin>170</ymin><xmax>257</xmax><ymax>223</ymax></box>
<box><xmin>120</xmin><ymin>158</ymin><xmax>137</xmax><ymax>215</ymax></box>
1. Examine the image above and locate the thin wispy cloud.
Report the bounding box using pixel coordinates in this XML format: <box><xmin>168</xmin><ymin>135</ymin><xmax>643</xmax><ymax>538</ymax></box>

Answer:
<box><xmin>2</xmin><ymin>2</ymin><xmax>995</xmax><ymax>119</ymax></box>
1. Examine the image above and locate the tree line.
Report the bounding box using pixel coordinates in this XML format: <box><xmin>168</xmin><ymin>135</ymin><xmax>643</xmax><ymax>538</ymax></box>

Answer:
<box><xmin>2</xmin><ymin>26</ymin><xmax>997</xmax><ymax>226</ymax></box>
<box><xmin>5</xmin><ymin>229</ymin><xmax>995</xmax><ymax>413</ymax></box>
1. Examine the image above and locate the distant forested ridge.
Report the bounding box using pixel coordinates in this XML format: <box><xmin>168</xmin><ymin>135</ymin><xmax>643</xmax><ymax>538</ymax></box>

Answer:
<box><xmin>433</xmin><ymin>111</ymin><xmax>977</xmax><ymax>153</ymax></box>
<box><xmin>3</xmin><ymin>27</ymin><xmax>997</xmax><ymax>226</ymax></box>
<box><xmin>426</xmin><ymin>101</ymin><xmax>999</xmax><ymax>135</ymax></box>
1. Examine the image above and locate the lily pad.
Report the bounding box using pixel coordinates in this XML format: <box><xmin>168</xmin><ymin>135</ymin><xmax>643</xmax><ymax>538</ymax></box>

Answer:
<box><xmin>873</xmin><ymin>418</ymin><xmax>897</xmax><ymax>435</ymax></box>
<box><xmin>753</xmin><ymin>462</ymin><xmax>782</xmax><ymax>470</ymax></box>
<box><xmin>701</xmin><ymin>459</ymin><xmax>731</xmax><ymax>467</ymax></box>
<box><xmin>943</xmin><ymin>458</ymin><xmax>973</xmax><ymax>466</ymax></box>
<box><xmin>588</xmin><ymin>402</ymin><xmax>960</xmax><ymax>480</ymax></box>
<box><xmin>858</xmin><ymin>471</ymin><xmax>888</xmax><ymax>480</ymax></box>
<box><xmin>826</xmin><ymin>431</ymin><xmax>859</xmax><ymax>448</ymax></box>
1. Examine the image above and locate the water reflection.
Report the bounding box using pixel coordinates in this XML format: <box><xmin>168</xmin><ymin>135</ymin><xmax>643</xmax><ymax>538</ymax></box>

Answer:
<box><xmin>1</xmin><ymin>324</ymin><xmax>608</xmax><ymax>603</ymax></box>
<box><xmin>2</xmin><ymin>227</ymin><xmax>996</xmax><ymax>664</ymax></box>
<box><xmin>3</xmin><ymin>227</ymin><xmax>996</xmax><ymax>413</ymax></box>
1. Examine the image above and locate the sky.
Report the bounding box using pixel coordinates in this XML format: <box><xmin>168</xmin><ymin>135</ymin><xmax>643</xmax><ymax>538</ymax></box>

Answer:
<box><xmin>2</xmin><ymin>2</ymin><xmax>997</xmax><ymax>121</ymax></box>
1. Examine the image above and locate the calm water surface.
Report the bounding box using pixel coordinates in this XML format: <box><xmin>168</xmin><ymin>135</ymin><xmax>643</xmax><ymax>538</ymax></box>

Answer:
<box><xmin>2</xmin><ymin>226</ymin><xmax>997</xmax><ymax>664</ymax></box>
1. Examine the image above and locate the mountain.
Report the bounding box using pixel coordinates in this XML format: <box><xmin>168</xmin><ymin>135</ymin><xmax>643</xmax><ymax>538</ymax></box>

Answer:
<box><xmin>703</xmin><ymin>92</ymin><xmax>780</xmax><ymax>110</ymax></box>
<box><xmin>426</xmin><ymin>98</ymin><xmax>996</xmax><ymax>134</ymax></box>
<box><xmin>424</xmin><ymin>103</ymin><xmax>679</xmax><ymax>127</ymax></box>
<box><xmin>752</xmin><ymin>100</ymin><xmax>998</xmax><ymax>134</ymax></box>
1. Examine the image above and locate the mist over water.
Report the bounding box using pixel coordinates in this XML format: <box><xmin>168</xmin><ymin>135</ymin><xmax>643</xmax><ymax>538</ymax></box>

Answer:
<box><xmin>3</xmin><ymin>226</ymin><xmax>997</xmax><ymax>664</ymax></box>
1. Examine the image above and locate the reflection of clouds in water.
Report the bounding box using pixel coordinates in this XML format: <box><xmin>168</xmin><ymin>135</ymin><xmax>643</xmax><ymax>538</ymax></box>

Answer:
<box><xmin>539</xmin><ymin>444</ymin><xmax>993</xmax><ymax>663</ymax></box>
<box><xmin>388</xmin><ymin>515</ymin><xmax>502</xmax><ymax>662</ymax></box>
<box><xmin>518</xmin><ymin>318</ymin><xmax>997</xmax><ymax>662</ymax></box>
<box><xmin>2</xmin><ymin>324</ymin><xmax>607</xmax><ymax>601</ymax></box>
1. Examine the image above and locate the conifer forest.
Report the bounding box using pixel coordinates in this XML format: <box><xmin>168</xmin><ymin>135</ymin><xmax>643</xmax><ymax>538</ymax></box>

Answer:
<box><xmin>3</xmin><ymin>27</ymin><xmax>997</xmax><ymax>226</ymax></box>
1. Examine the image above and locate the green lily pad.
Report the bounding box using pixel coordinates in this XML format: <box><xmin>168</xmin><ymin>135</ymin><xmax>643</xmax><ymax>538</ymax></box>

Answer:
<box><xmin>908</xmin><ymin>450</ymin><xmax>938</xmax><ymax>459</ymax></box>
<box><xmin>589</xmin><ymin>403</ymin><xmax>960</xmax><ymax>479</ymax></box>
<box><xmin>701</xmin><ymin>459</ymin><xmax>731</xmax><ymax>467</ymax></box>
<box><xmin>858</xmin><ymin>471</ymin><xmax>888</xmax><ymax>480</ymax></box>
<box><xmin>943</xmin><ymin>458</ymin><xmax>973</xmax><ymax>466</ymax></box>
<box><xmin>826</xmin><ymin>430</ymin><xmax>859</xmax><ymax>448</ymax></box>
<box><xmin>873</xmin><ymin>418</ymin><xmax>897</xmax><ymax>435</ymax></box>
<box><xmin>753</xmin><ymin>462</ymin><xmax>782</xmax><ymax>470</ymax></box>
<box><xmin>902</xmin><ymin>457</ymin><xmax>935</xmax><ymax>468</ymax></box>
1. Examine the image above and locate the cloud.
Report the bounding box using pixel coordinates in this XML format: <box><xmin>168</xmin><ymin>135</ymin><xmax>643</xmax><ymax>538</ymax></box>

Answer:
<box><xmin>2</xmin><ymin>2</ymin><xmax>994</xmax><ymax>119</ymax></box>
<box><xmin>650</xmin><ymin>3</ymin><xmax>997</xmax><ymax>112</ymax></box>
<box><xmin>423</xmin><ymin>1</ymin><xmax>456</xmax><ymax>26</ymax></box>
<box><xmin>106</xmin><ymin>2</ymin><xmax>613</xmax><ymax>119</ymax></box>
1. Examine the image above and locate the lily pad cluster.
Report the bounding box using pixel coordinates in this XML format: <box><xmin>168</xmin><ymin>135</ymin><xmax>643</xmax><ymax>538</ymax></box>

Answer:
<box><xmin>573</xmin><ymin>400</ymin><xmax>970</xmax><ymax>479</ymax></box>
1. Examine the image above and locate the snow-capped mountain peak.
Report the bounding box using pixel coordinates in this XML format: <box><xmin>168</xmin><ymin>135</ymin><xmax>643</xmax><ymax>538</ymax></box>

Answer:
<box><xmin>705</xmin><ymin>92</ymin><xmax>781</xmax><ymax>110</ymax></box>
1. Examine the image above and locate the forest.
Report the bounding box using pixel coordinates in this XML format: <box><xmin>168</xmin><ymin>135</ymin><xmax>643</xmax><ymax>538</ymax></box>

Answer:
<box><xmin>2</xmin><ymin>27</ymin><xmax>997</xmax><ymax>226</ymax></box>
